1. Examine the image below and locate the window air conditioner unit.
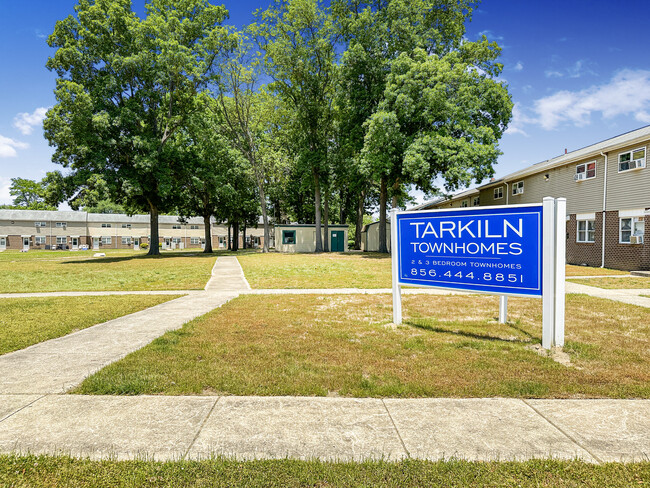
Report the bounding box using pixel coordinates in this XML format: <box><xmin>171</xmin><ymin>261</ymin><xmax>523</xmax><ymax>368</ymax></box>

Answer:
<box><xmin>630</xmin><ymin>159</ymin><xmax>646</xmax><ymax>170</ymax></box>
<box><xmin>574</xmin><ymin>173</ymin><xmax>586</xmax><ymax>181</ymax></box>
<box><xmin>630</xmin><ymin>235</ymin><xmax>644</xmax><ymax>244</ymax></box>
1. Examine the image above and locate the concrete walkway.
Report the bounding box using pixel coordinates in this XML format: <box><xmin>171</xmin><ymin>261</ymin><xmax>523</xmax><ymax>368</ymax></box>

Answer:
<box><xmin>0</xmin><ymin>395</ymin><xmax>647</xmax><ymax>463</ymax></box>
<box><xmin>0</xmin><ymin>257</ymin><xmax>242</xmax><ymax>394</ymax></box>
<box><xmin>565</xmin><ymin>281</ymin><xmax>650</xmax><ymax>307</ymax></box>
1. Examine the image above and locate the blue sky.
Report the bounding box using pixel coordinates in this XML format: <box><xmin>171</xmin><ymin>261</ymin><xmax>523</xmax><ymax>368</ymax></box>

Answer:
<box><xmin>1</xmin><ymin>0</ymin><xmax>649</xmax><ymax>206</ymax></box>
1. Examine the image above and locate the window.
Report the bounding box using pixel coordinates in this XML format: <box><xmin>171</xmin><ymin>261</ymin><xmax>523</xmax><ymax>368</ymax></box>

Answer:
<box><xmin>190</xmin><ymin>237</ymin><xmax>200</xmax><ymax>245</ymax></box>
<box><xmin>101</xmin><ymin>223</ymin><xmax>112</xmax><ymax>228</ymax></box>
<box><xmin>172</xmin><ymin>237</ymin><xmax>182</xmax><ymax>244</ymax></box>
<box><xmin>577</xmin><ymin>220</ymin><xmax>595</xmax><ymax>243</ymax></box>
<box><xmin>461</xmin><ymin>200</ymin><xmax>468</xmax><ymax>208</ymax></box>
<box><xmin>619</xmin><ymin>148</ymin><xmax>646</xmax><ymax>172</ymax></box>
<box><xmin>121</xmin><ymin>224</ymin><xmax>131</xmax><ymax>229</ymax></box>
<box><xmin>35</xmin><ymin>221</ymin><xmax>46</xmax><ymax>227</ymax></box>
<box><xmin>121</xmin><ymin>237</ymin><xmax>132</xmax><ymax>245</ymax></box>
<box><xmin>172</xmin><ymin>224</ymin><xmax>182</xmax><ymax>229</ymax></box>
<box><xmin>190</xmin><ymin>225</ymin><xmax>199</xmax><ymax>230</ymax></box>
<box><xmin>55</xmin><ymin>222</ymin><xmax>66</xmax><ymax>228</ymax></box>
<box><xmin>35</xmin><ymin>236</ymin><xmax>46</xmax><ymax>245</ymax></box>
<box><xmin>101</xmin><ymin>236</ymin><xmax>112</xmax><ymax>245</ymax></box>
<box><xmin>56</xmin><ymin>237</ymin><xmax>67</xmax><ymax>245</ymax></box>
<box><xmin>493</xmin><ymin>187</ymin><xmax>503</xmax><ymax>200</ymax></box>
<box><xmin>0</xmin><ymin>237</ymin><xmax>5</xmax><ymax>247</ymax></box>
<box><xmin>512</xmin><ymin>181</ymin><xmax>524</xmax><ymax>195</ymax></box>
<box><xmin>575</xmin><ymin>161</ymin><xmax>596</xmax><ymax>181</ymax></box>
<box><xmin>473</xmin><ymin>197</ymin><xmax>480</xmax><ymax>206</ymax></box>
<box><xmin>282</xmin><ymin>230</ymin><xmax>296</xmax><ymax>245</ymax></box>
<box><xmin>620</xmin><ymin>217</ymin><xmax>645</xmax><ymax>243</ymax></box>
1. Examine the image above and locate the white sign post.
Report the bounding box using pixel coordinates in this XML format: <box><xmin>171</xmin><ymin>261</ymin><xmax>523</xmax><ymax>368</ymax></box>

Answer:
<box><xmin>391</xmin><ymin>198</ymin><xmax>566</xmax><ymax>349</ymax></box>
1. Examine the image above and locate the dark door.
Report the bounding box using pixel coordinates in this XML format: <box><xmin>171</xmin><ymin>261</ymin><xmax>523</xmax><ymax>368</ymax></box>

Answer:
<box><xmin>330</xmin><ymin>231</ymin><xmax>344</xmax><ymax>252</ymax></box>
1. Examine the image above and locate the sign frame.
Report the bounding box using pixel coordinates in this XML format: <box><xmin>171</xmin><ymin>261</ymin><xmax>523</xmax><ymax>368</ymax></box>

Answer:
<box><xmin>391</xmin><ymin>197</ymin><xmax>566</xmax><ymax>349</ymax></box>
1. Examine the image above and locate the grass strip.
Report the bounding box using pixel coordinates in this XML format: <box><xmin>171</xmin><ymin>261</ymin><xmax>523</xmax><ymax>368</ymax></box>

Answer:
<box><xmin>565</xmin><ymin>265</ymin><xmax>628</xmax><ymax>277</ymax></box>
<box><xmin>1</xmin><ymin>455</ymin><xmax>648</xmax><ymax>488</ymax></box>
<box><xmin>568</xmin><ymin>277</ymin><xmax>650</xmax><ymax>289</ymax></box>
<box><xmin>0</xmin><ymin>295</ymin><xmax>180</xmax><ymax>355</ymax></box>
<box><xmin>74</xmin><ymin>294</ymin><xmax>650</xmax><ymax>398</ymax></box>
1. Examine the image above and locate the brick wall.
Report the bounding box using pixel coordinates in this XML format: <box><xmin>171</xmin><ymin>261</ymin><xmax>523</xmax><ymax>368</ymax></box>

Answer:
<box><xmin>603</xmin><ymin>210</ymin><xmax>647</xmax><ymax>270</ymax></box>
<box><xmin>566</xmin><ymin>213</ymin><xmax>603</xmax><ymax>267</ymax></box>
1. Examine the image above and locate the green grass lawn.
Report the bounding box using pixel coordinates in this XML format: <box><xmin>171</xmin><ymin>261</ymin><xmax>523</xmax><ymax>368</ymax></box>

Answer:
<box><xmin>237</xmin><ymin>252</ymin><xmax>393</xmax><ymax>289</ymax></box>
<box><xmin>0</xmin><ymin>295</ymin><xmax>180</xmax><ymax>355</ymax></box>
<box><xmin>568</xmin><ymin>276</ymin><xmax>650</xmax><ymax>289</ymax></box>
<box><xmin>565</xmin><ymin>264</ymin><xmax>628</xmax><ymax>277</ymax></box>
<box><xmin>74</xmin><ymin>293</ymin><xmax>650</xmax><ymax>398</ymax></box>
<box><xmin>1</xmin><ymin>455</ymin><xmax>647</xmax><ymax>488</ymax></box>
<box><xmin>238</xmin><ymin>253</ymin><xmax>630</xmax><ymax>289</ymax></box>
<box><xmin>0</xmin><ymin>250</ymin><xmax>218</xmax><ymax>293</ymax></box>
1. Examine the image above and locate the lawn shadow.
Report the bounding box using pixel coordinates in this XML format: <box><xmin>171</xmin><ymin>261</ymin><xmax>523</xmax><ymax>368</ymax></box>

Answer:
<box><xmin>358</xmin><ymin>252</ymin><xmax>391</xmax><ymax>259</ymax></box>
<box><xmin>407</xmin><ymin>320</ymin><xmax>536</xmax><ymax>345</ymax></box>
<box><xmin>62</xmin><ymin>249</ymin><xmax>261</xmax><ymax>265</ymax></box>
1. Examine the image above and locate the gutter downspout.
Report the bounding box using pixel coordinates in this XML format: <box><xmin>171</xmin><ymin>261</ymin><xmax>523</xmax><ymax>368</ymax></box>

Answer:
<box><xmin>600</xmin><ymin>151</ymin><xmax>608</xmax><ymax>268</ymax></box>
<box><xmin>504</xmin><ymin>182</ymin><xmax>509</xmax><ymax>205</ymax></box>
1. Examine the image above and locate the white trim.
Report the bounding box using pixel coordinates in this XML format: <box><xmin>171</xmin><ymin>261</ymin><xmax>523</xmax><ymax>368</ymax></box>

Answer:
<box><xmin>576</xmin><ymin>212</ymin><xmax>596</xmax><ymax>220</ymax></box>
<box><xmin>576</xmin><ymin>218</ymin><xmax>596</xmax><ymax>243</ymax></box>
<box><xmin>512</xmin><ymin>180</ymin><xmax>524</xmax><ymax>195</ymax></box>
<box><xmin>493</xmin><ymin>186</ymin><xmax>504</xmax><ymax>200</ymax></box>
<box><xmin>619</xmin><ymin>208</ymin><xmax>645</xmax><ymax>218</ymax></box>
<box><xmin>20</xmin><ymin>235</ymin><xmax>31</xmax><ymax>238</ymax></box>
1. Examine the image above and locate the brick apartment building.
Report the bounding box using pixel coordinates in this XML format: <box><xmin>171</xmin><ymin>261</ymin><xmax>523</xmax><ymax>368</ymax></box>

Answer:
<box><xmin>0</xmin><ymin>210</ymin><xmax>267</xmax><ymax>252</ymax></box>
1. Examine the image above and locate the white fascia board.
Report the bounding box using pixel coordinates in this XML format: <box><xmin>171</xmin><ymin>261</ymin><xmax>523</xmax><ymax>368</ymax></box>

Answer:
<box><xmin>576</xmin><ymin>213</ymin><xmax>596</xmax><ymax>220</ymax></box>
<box><xmin>619</xmin><ymin>208</ymin><xmax>646</xmax><ymax>218</ymax></box>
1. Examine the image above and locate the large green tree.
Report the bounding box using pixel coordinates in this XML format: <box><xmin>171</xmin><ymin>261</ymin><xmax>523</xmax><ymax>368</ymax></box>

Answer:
<box><xmin>254</xmin><ymin>0</ymin><xmax>338</xmax><ymax>252</ymax></box>
<box><xmin>44</xmin><ymin>0</ymin><xmax>236</xmax><ymax>255</ymax></box>
<box><xmin>363</xmin><ymin>44</ymin><xmax>512</xmax><ymax>222</ymax></box>
<box><xmin>333</xmin><ymin>0</ymin><xmax>486</xmax><ymax>252</ymax></box>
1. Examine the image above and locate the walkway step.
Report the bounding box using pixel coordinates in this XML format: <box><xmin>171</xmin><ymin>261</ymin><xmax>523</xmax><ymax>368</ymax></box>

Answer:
<box><xmin>1</xmin><ymin>396</ymin><xmax>647</xmax><ymax>462</ymax></box>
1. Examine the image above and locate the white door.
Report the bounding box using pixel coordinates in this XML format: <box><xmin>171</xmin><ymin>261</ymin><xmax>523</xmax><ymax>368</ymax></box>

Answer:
<box><xmin>164</xmin><ymin>238</ymin><xmax>171</xmax><ymax>249</ymax></box>
<box><xmin>71</xmin><ymin>237</ymin><xmax>79</xmax><ymax>250</ymax></box>
<box><xmin>133</xmin><ymin>238</ymin><xmax>140</xmax><ymax>250</ymax></box>
<box><xmin>0</xmin><ymin>237</ymin><xmax>6</xmax><ymax>250</ymax></box>
<box><xmin>93</xmin><ymin>237</ymin><xmax>99</xmax><ymax>250</ymax></box>
<box><xmin>22</xmin><ymin>237</ymin><xmax>30</xmax><ymax>251</ymax></box>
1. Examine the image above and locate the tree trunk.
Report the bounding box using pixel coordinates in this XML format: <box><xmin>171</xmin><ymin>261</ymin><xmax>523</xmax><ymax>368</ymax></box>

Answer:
<box><xmin>242</xmin><ymin>224</ymin><xmax>247</xmax><ymax>250</ymax></box>
<box><xmin>255</xmin><ymin>169</ymin><xmax>271</xmax><ymax>253</ymax></box>
<box><xmin>323</xmin><ymin>194</ymin><xmax>330</xmax><ymax>252</ymax></box>
<box><xmin>378</xmin><ymin>177</ymin><xmax>388</xmax><ymax>254</ymax></box>
<box><xmin>227</xmin><ymin>224</ymin><xmax>231</xmax><ymax>251</ymax></box>
<box><xmin>355</xmin><ymin>189</ymin><xmax>365</xmax><ymax>250</ymax></box>
<box><xmin>203</xmin><ymin>215</ymin><xmax>212</xmax><ymax>253</ymax></box>
<box><xmin>232</xmin><ymin>222</ymin><xmax>240</xmax><ymax>251</ymax></box>
<box><xmin>148</xmin><ymin>202</ymin><xmax>160</xmax><ymax>256</ymax></box>
<box><xmin>313</xmin><ymin>168</ymin><xmax>323</xmax><ymax>252</ymax></box>
<box><xmin>339</xmin><ymin>188</ymin><xmax>345</xmax><ymax>224</ymax></box>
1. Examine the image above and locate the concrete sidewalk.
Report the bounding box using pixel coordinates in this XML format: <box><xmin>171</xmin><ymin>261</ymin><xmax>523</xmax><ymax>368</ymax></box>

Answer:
<box><xmin>0</xmin><ymin>395</ymin><xmax>647</xmax><ymax>463</ymax></box>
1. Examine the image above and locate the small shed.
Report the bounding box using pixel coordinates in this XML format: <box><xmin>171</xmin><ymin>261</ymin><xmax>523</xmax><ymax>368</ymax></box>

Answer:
<box><xmin>275</xmin><ymin>224</ymin><xmax>349</xmax><ymax>253</ymax></box>
<box><xmin>361</xmin><ymin>221</ymin><xmax>391</xmax><ymax>252</ymax></box>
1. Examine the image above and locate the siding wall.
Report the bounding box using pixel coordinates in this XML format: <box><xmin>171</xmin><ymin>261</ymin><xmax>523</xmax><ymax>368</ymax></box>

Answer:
<box><xmin>606</xmin><ymin>142</ymin><xmax>650</xmax><ymax>211</ymax></box>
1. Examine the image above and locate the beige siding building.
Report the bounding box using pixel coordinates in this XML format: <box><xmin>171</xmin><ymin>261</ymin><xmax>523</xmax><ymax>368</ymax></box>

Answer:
<box><xmin>414</xmin><ymin>126</ymin><xmax>650</xmax><ymax>270</ymax></box>
<box><xmin>275</xmin><ymin>224</ymin><xmax>348</xmax><ymax>253</ymax></box>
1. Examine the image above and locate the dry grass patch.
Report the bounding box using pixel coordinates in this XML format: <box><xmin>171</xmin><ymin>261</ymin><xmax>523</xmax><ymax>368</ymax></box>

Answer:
<box><xmin>565</xmin><ymin>265</ymin><xmax>628</xmax><ymax>277</ymax></box>
<box><xmin>75</xmin><ymin>293</ymin><xmax>650</xmax><ymax>398</ymax></box>
<box><xmin>0</xmin><ymin>295</ymin><xmax>180</xmax><ymax>355</ymax></box>
<box><xmin>0</xmin><ymin>252</ymin><xmax>217</xmax><ymax>293</ymax></box>
<box><xmin>568</xmin><ymin>277</ymin><xmax>650</xmax><ymax>289</ymax></box>
<box><xmin>237</xmin><ymin>252</ymin><xmax>393</xmax><ymax>288</ymax></box>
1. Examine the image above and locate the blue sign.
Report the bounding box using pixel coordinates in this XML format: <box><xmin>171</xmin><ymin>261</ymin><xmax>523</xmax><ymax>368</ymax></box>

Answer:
<box><xmin>396</xmin><ymin>205</ymin><xmax>543</xmax><ymax>297</ymax></box>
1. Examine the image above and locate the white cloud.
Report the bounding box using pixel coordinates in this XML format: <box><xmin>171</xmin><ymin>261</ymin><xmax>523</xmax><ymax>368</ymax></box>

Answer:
<box><xmin>13</xmin><ymin>107</ymin><xmax>49</xmax><ymax>135</ymax></box>
<box><xmin>545</xmin><ymin>70</ymin><xmax>563</xmax><ymax>78</ymax></box>
<box><xmin>513</xmin><ymin>61</ymin><xmax>523</xmax><ymax>72</ymax></box>
<box><xmin>0</xmin><ymin>135</ymin><xmax>28</xmax><ymax>158</ymax></box>
<box><xmin>567</xmin><ymin>60</ymin><xmax>597</xmax><ymax>79</ymax></box>
<box><xmin>508</xmin><ymin>70</ymin><xmax>650</xmax><ymax>133</ymax></box>
<box><xmin>0</xmin><ymin>177</ymin><xmax>11</xmax><ymax>205</ymax></box>
<box><xmin>505</xmin><ymin>103</ymin><xmax>532</xmax><ymax>136</ymax></box>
